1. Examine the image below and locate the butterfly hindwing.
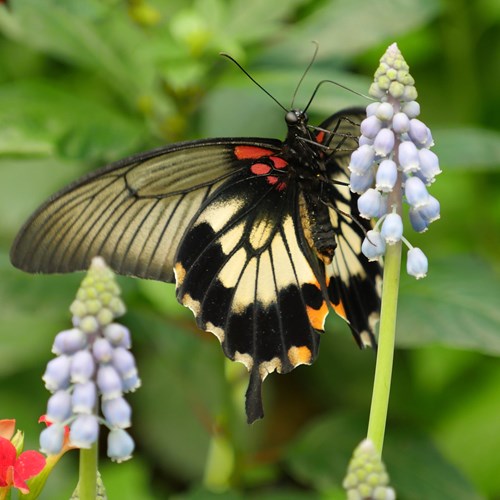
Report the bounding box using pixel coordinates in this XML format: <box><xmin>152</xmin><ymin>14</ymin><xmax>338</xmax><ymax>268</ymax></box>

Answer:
<box><xmin>315</xmin><ymin>108</ymin><xmax>382</xmax><ymax>347</ymax></box>
<box><xmin>174</xmin><ymin>153</ymin><xmax>325</xmax><ymax>423</ymax></box>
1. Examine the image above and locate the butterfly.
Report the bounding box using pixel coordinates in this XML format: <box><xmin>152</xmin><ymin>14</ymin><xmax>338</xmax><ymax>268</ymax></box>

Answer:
<box><xmin>10</xmin><ymin>97</ymin><xmax>381</xmax><ymax>423</ymax></box>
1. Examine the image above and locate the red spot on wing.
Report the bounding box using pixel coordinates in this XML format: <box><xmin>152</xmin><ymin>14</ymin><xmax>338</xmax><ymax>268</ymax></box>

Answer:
<box><xmin>316</xmin><ymin>131</ymin><xmax>325</xmax><ymax>143</ymax></box>
<box><xmin>234</xmin><ymin>146</ymin><xmax>275</xmax><ymax>160</ymax></box>
<box><xmin>270</xmin><ymin>156</ymin><xmax>287</xmax><ymax>169</ymax></box>
<box><xmin>250</xmin><ymin>163</ymin><xmax>272</xmax><ymax>175</ymax></box>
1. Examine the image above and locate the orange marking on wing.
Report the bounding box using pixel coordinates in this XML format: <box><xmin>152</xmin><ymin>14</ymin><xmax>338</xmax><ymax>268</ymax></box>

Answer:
<box><xmin>288</xmin><ymin>346</ymin><xmax>312</xmax><ymax>366</ymax></box>
<box><xmin>306</xmin><ymin>301</ymin><xmax>328</xmax><ymax>330</ymax></box>
<box><xmin>316</xmin><ymin>131</ymin><xmax>325</xmax><ymax>143</ymax></box>
<box><xmin>332</xmin><ymin>300</ymin><xmax>347</xmax><ymax>321</ymax></box>
<box><xmin>234</xmin><ymin>145</ymin><xmax>274</xmax><ymax>159</ymax></box>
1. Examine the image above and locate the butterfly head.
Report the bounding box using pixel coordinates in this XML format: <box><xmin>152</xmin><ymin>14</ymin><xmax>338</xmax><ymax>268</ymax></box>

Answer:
<box><xmin>285</xmin><ymin>109</ymin><xmax>309</xmax><ymax>127</ymax></box>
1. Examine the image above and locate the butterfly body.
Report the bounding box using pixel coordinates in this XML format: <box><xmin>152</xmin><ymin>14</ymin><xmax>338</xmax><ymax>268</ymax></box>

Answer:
<box><xmin>11</xmin><ymin>106</ymin><xmax>381</xmax><ymax>423</ymax></box>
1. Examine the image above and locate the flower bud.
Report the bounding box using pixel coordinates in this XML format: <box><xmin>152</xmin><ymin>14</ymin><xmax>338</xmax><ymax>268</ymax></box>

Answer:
<box><xmin>102</xmin><ymin>397</ymin><xmax>132</xmax><ymax>429</ymax></box>
<box><xmin>40</xmin><ymin>423</ymin><xmax>65</xmax><ymax>455</ymax></box>
<box><xmin>360</xmin><ymin>115</ymin><xmax>383</xmax><ymax>139</ymax></box>
<box><xmin>398</xmin><ymin>141</ymin><xmax>419</xmax><ymax>173</ymax></box>
<box><xmin>375</xmin><ymin>159</ymin><xmax>398</xmax><ymax>192</ymax></box>
<box><xmin>72</xmin><ymin>381</ymin><xmax>97</xmax><ymax>414</ymax></box>
<box><xmin>357</xmin><ymin>189</ymin><xmax>383</xmax><ymax>219</ymax></box>
<box><xmin>407</xmin><ymin>247</ymin><xmax>428</xmax><ymax>279</ymax></box>
<box><xmin>409</xmin><ymin>207</ymin><xmax>429</xmax><ymax>233</ymax></box>
<box><xmin>69</xmin><ymin>414</ymin><xmax>99</xmax><ymax>448</ymax></box>
<box><xmin>373</xmin><ymin>128</ymin><xmax>395</xmax><ymax>157</ymax></box>
<box><xmin>70</xmin><ymin>350</ymin><xmax>95</xmax><ymax>383</ymax></box>
<box><xmin>381</xmin><ymin>213</ymin><xmax>403</xmax><ymax>244</ymax></box>
<box><xmin>391</xmin><ymin>112</ymin><xmax>410</xmax><ymax>134</ymax></box>
<box><xmin>404</xmin><ymin>176</ymin><xmax>429</xmax><ymax>208</ymax></box>
<box><xmin>43</xmin><ymin>355</ymin><xmax>71</xmax><ymax>392</ymax></box>
<box><xmin>103</xmin><ymin>323</ymin><xmax>131</xmax><ymax>348</ymax></box>
<box><xmin>52</xmin><ymin>328</ymin><xmax>87</xmax><ymax>355</ymax></box>
<box><xmin>402</xmin><ymin>100</ymin><xmax>420</xmax><ymax>118</ymax></box>
<box><xmin>349</xmin><ymin>169</ymin><xmax>374</xmax><ymax>194</ymax></box>
<box><xmin>361</xmin><ymin>230</ymin><xmax>386</xmax><ymax>261</ymax></box>
<box><xmin>408</xmin><ymin>118</ymin><xmax>429</xmax><ymax>146</ymax></box>
<box><xmin>348</xmin><ymin>144</ymin><xmax>375</xmax><ymax>175</ymax></box>
<box><xmin>112</xmin><ymin>347</ymin><xmax>138</xmax><ymax>380</ymax></box>
<box><xmin>375</xmin><ymin>102</ymin><xmax>394</xmax><ymax>121</ymax></box>
<box><xmin>419</xmin><ymin>195</ymin><xmax>440</xmax><ymax>223</ymax></box>
<box><xmin>418</xmin><ymin>148</ymin><xmax>441</xmax><ymax>184</ymax></box>
<box><xmin>92</xmin><ymin>338</ymin><xmax>114</xmax><ymax>363</ymax></box>
<box><xmin>97</xmin><ymin>365</ymin><xmax>123</xmax><ymax>400</ymax></box>
<box><xmin>46</xmin><ymin>390</ymin><xmax>72</xmax><ymax>423</ymax></box>
<box><xmin>107</xmin><ymin>428</ymin><xmax>135</xmax><ymax>463</ymax></box>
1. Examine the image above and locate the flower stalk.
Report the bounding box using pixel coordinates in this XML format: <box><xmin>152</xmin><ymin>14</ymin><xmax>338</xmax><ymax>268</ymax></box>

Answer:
<box><xmin>78</xmin><ymin>442</ymin><xmax>98</xmax><ymax>500</ymax></box>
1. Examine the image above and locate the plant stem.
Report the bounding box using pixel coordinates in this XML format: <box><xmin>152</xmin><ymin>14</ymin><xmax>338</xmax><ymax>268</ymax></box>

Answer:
<box><xmin>366</xmin><ymin>239</ymin><xmax>402</xmax><ymax>454</ymax></box>
<box><xmin>78</xmin><ymin>442</ymin><xmax>98</xmax><ymax>500</ymax></box>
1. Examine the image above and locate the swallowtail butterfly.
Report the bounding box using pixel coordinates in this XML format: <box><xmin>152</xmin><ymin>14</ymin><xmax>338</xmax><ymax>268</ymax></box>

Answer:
<box><xmin>10</xmin><ymin>97</ymin><xmax>381</xmax><ymax>423</ymax></box>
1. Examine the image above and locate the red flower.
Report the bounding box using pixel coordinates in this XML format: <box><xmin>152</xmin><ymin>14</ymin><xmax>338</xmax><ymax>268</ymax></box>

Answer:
<box><xmin>0</xmin><ymin>437</ymin><xmax>45</xmax><ymax>494</ymax></box>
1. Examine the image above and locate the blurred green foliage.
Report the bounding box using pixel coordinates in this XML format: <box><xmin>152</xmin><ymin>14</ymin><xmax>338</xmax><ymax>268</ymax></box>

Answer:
<box><xmin>0</xmin><ymin>0</ymin><xmax>499</xmax><ymax>498</ymax></box>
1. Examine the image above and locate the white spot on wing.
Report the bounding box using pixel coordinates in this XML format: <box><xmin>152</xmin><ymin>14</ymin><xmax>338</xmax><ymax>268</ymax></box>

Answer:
<box><xmin>181</xmin><ymin>293</ymin><xmax>201</xmax><ymax>316</ymax></box>
<box><xmin>259</xmin><ymin>358</ymin><xmax>282</xmax><ymax>380</ymax></box>
<box><xmin>232</xmin><ymin>257</ymin><xmax>257</xmax><ymax>313</ymax></box>
<box><xmin>256</xmin><ymin>251</ymin><xmax>275</xmax><ymax>307</ymax></box>
<box><xmin>206</xmin><ymin>322</ymin><xmax>225</xmax><ymax>343</ymax></box>
<box><xmin>234</xmin><ymin>351</ymin><xmax>254</xmax><ymax>371</ymax></box>
<box><xmin>218</xmin><ymin>222</ymin><xmax>245</xmax><ymax>255</ymax></box>
<box><xmin>249</xmin><ymin>216</ymin><xmax>273</xmax><ymax>251</ymax></box>
<box><xmin>218</xmin><ymin>247</ymin><xmax>247</xmax><ymax>289</ymax></box>
<box><xmin>196</xmin><ymin>198</ymin><xmax>244</xmax><ymax>233</ymax></box>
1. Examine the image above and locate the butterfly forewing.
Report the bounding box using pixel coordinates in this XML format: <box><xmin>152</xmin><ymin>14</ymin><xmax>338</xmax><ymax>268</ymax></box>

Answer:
<box><xmin>11</xmin><ymin>139</ymin><xmax>277</xmax><ymax>281</ymax></box>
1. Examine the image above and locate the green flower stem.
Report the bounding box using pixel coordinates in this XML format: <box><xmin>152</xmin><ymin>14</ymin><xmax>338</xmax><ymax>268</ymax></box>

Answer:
<box><xmin>78</xmin><ymin>442</ymin><xmax>98</xmax><ymax>500</ymax></box>
<box><xmin>366</xmin><ymin>238</ymin><xmax>402</xmax><ymax>454</ymax></box>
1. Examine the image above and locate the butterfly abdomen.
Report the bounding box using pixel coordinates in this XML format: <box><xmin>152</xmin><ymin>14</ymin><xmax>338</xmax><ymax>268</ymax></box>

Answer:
<box><xmin>300</xmin><ymin>190</ymin><xmax>337</xmax><ymax>264</ymax></box>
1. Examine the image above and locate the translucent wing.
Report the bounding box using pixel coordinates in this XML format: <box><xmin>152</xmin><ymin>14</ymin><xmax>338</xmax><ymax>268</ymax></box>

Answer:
<box><xmin>10</xmin><ymin>138</ymin><xmax>280</xmax><ymax>282</ymax></box>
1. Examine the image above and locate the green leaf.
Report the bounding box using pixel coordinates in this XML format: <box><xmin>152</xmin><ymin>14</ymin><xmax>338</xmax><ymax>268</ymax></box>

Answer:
<box><xmin>285</xmin><ymin>413</ymin><xmax>481</xmax><ymax>499</ymax></box>
<box><xmin>434</xmin><ymin>366</ymin><xmax>500</xmax><ymax>496</ymax></box>
<box><xmin>0</xmin><ymin>0</ymin><xmax>145</xmax><ymax>101</ymax></box>
<box><xmin>397</xmin><ymin>256</ymin><xmax>500</xmax><ymax>355</ymax></box>
<box><xmin>433</xmin><ymin>127</ymin><xmax>500</xmax><ymax>169</ymax></box>
<box><xmin>0</xmin><ymin>79</ymin><xmax>145</xmax><ymax>162</ymax></box>
<box><xmin>261</xmin><ymin>0</ymin><xmax>441</xmax><ymax>63</ymax></box>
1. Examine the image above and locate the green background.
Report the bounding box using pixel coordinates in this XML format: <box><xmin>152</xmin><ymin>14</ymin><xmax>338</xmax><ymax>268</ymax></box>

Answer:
<box><xmin>0</xmin><ymin>0</ymin><xmax>499</xmax><ymax>498</ymax></box>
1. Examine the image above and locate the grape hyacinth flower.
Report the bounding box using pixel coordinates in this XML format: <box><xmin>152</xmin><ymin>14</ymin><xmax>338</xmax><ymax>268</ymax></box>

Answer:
<box><xmin>343</xmin><ymin>439</ymin><xmax>395</xmax><ymax>500</ymax></box>
<box><xmin>349</xmin><ymin>42</ymin><xmax>441</xmax><ymax>278</ymax></box>
<box><xmin>41</xmin><ymin>257</ymin><xmax>139</xmax><ymax>463</ymax></box>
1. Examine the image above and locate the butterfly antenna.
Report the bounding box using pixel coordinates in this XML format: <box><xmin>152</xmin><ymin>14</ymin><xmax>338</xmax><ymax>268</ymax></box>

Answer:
<box><xmin>290</xmin><ymin>41</ymin><xmax>319</xmax><ymax>109</ymax></box>
<box><xmin>303</xmin><ymin>79</ymin><xmax>374</xmax><ymax>114</ymax></box>
<box><xmin>220</xmin><ymin>52</ymin><xmax>288</xmax><ymax>113</ymax></box>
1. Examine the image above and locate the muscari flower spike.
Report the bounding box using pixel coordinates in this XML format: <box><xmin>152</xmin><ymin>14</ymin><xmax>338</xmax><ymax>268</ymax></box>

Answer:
<box><xmin>349</xmin><ymin>42</ymin><xmax>441</xmax><ymax>279</ymax></box>
<box><xmin>41</xmin><ymin>257</ymin><xmax>139</xmax><ymax>463</ymax></box>
<box><xmin>343</xmin><ymin>439</ymin><xmax>395</xmax><ymax>500</ymax></box>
